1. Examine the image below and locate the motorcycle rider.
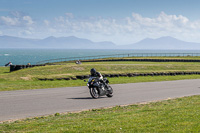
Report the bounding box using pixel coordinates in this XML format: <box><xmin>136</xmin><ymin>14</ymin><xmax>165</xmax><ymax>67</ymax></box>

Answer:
<box><xmin>90</xmin><ymin>68</ymin><xmax>103</xmax><ymax>80</ymax></box>
<box><xmin>90</xmin><ymin>68</ymin><xmax>108</xmax><ymax>88</ymax></box>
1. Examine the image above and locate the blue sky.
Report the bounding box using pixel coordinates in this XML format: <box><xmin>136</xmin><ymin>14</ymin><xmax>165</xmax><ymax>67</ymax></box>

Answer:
<box><xmin>1</xmin><ymin>0</ymin><xmax>200</xmax><ymax>45</ymax></box>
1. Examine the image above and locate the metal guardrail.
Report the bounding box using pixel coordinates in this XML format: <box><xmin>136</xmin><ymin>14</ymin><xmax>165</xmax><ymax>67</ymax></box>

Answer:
<box><xmin>36</xmin><ymin>53</ymin><xmax>200</xmax><ymax>65</ymax></box>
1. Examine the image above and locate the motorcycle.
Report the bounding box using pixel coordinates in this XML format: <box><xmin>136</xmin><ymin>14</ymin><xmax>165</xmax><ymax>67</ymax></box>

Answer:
<box><xmin>86</xmin><ymin>77</ymin><xmax>113</xmax><ymax>99</ymax></box>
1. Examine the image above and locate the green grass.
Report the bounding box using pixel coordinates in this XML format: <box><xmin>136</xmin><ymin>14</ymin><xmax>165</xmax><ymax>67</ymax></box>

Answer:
<box><xmin>1</xmin><ymin>59</ymin><xmax>200</xmax><ymax>91</ymax></box>
<box><xmin>1</xmin><ymin>61</ymin><xmax>200</xmax><ymax>81</ymax></box>
<box><xmin>53</xmin><ymin>56</ymin><xmax>200</xmax><ymax>65</ymax></box>
<box><xmin>1</xmin><ymin>75</ymin><xmax>200</xmax><ymax>91</ymax></box>
<box><xmin>111</xmin><ymin>56</ymin><xmax>200</xmax><ymax>60</ymax></box>
<box><xmin>0</xmin><ymin>67</ymin><xmax>9</xmax><ymax>74</ymax></box>
<box><xmin>0</xmin><ymin>80</ymin><xmax>84</xmax><ymax>91</ymax></box>
<box><xmin>1</xmin><ymin>95</ymin><xmax>200</xmax><ymax>132</ymax></box>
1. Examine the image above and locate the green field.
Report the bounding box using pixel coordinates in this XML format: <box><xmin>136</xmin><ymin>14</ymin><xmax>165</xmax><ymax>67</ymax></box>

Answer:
<box><xmin>1</xmin><ymin>95</ymin><xmax>200</xmax><ymax>132</ymax></box>
<box><xmin>1</xmin><ymin>57</ymin><xmax>200</xmax><ymax>91</ymax></box>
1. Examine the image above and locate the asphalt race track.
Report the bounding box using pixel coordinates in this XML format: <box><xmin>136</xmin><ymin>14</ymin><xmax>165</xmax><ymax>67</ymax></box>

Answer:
<box><xmin>1</xmin><ymin>79</ymin><xmax>200</xmax><ymax>122</ymax></box>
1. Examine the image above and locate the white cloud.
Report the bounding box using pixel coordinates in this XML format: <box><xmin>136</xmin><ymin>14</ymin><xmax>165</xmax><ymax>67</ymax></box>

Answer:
<box><xmin>119</xmin><ymin>11</ymin><xmax>200</xmax><ymax>43</ymax></box>
<box><xmin>44</xmin><ymin>20</ymin><xmax>50</xmax><ymax>26</ymax></box>
<box><xmin>2</xmin><ymin>11</ymin><xmax>200</xmax><ymax>44</ymax></box>
<box><xmin>0</xmin><ymin>16</ymin><xmax>19</xmax><ymax>26</ymax></box>
<box><xmin>130</xmin><ymin>12</ymin><xmax>190</xmax><ymax>31</ymax></box>
<box><xmin>0</xmin><ymin>14</ymin><xmax>34</xmax><ymax>27</ymax></box>
<box><xmin>49</xmin><ymin>12</ymin><xmax>199</xmax><ymax>44</ymax></box>
<box><xmin>23</xmin><ymin>16</ymin><xmax>34</xmax><ymax>25</ymax></box>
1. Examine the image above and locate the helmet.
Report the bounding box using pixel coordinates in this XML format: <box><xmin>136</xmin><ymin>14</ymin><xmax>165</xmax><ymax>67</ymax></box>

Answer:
<box><xmin>90</xmin><ymin>68</ymin><xmax>96</xmax><ymax>75</ymax></box>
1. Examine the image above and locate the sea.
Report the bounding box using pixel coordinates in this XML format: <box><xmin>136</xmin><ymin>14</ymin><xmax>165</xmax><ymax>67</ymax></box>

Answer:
<box><xmin>1</xmin><ymin>49</ymin><xmax>200</xmax><ymax>66</ymax></box>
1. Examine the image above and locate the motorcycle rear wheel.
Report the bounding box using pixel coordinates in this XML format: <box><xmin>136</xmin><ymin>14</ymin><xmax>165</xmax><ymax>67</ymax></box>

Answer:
<box><xmin>90</xmin><ymin>87</ymin><xmax>99</xmax><ymax>99</ymax></box>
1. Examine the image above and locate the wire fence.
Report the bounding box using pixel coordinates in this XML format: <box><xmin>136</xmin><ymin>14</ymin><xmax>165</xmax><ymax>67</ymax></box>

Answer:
<box><xmin>36</xmin><ymin>53</ymin><xmax>200</xmax><ymax>65</ymax></box>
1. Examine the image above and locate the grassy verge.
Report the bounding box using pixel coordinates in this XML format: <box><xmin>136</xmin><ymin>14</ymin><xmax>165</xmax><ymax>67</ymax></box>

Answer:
<box><xmin>1</xmin><ymin>95</ymin><xmax>200</xmax><ymax>132</ymax></box>
<box><xmin>1</xmin><ymin>75</ymin><xmax>200</xmax><ymax>91</ymax></box>
<box><xmin>111</xmin><ymin>56</ymin><xmax>200</xmax><ymax>60</ymax></box>
<box><xmin>1</xmin><ymin>59</ymin><xmax>200</xmax><ymax>91</ymax></box>
<box><xmin>53</xmin><ymin>56</ymin><xmax>200</xmax><ymax>65</ymax></box>
<box><xmin>1</xmin><ymin>61</ymin><xmax>200</xmax><ymax>81</ymax></box>
<box><xmin>0</xmin><ymin>67</ymin><xmax>9</xmax><ymax>74</ymax></box>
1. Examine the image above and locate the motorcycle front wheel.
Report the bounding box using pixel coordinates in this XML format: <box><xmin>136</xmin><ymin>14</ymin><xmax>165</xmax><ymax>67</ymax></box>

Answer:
<box><xmin>90</xmin><ymin>87</ymin><xmax>99</xmax><ymax>99</ymax></box>
<box><xmin>106</xmin><ymin>86</ymin><xmax>113</xmax><ymax>97</ymax></box>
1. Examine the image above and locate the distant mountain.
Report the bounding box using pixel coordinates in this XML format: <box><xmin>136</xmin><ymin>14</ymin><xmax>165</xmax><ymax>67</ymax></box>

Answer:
<box><xmin>0</xmin><ymin>35</ymin><xmax>39</xmax><ymax>48</ymax></box>
<box><xmin>0</xmin><ymin>35</ymin><xmax>116</xmax><ymax>49</ymax></box>
<box><xmin>123</xmin><ymin>36</ymin><xmax>200</xmax><ymax>50</ymax></box>
<box><xmin>1</xmin><ymin>35</ymin><xmax>200</xmax><ymax>49</ymax></box>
